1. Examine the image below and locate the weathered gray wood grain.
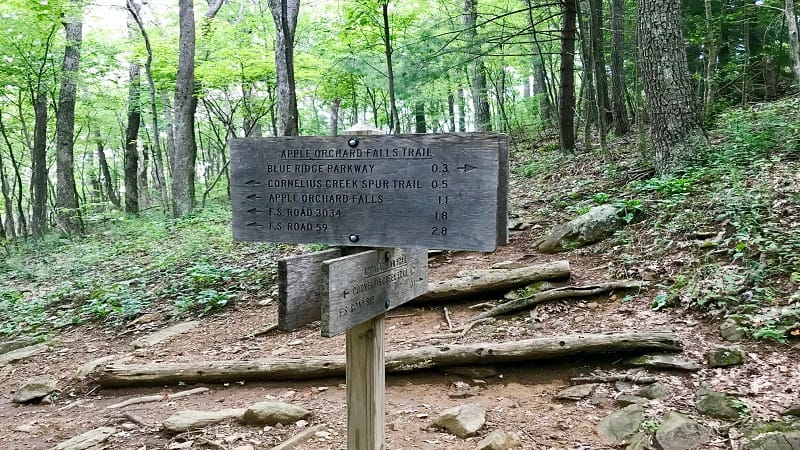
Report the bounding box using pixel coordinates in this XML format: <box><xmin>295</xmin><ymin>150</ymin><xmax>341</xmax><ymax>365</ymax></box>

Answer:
<box><xmin>278</xmin><ymin>248</ymin><xmax>343</xmax><ymax>331</ymax></box>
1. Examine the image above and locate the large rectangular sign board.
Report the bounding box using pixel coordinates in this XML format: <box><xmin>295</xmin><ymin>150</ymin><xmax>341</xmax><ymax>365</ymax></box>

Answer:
<box><xmin>321</xmin><ymin>248</ymin><xmax>428</xmax><ymax>337</ymax></box>
<box><xmin>230</xmin><ymin>134</ymin><xmax>508</xmax><ymax>251</ymax></box>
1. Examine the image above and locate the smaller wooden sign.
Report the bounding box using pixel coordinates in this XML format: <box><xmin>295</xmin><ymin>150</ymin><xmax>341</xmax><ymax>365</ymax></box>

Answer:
<box><xmin>278</xmin><ymin>248</ymin><xmax>344</xmax><ymax>331</ymax></box>
<box><xmin>322</xmin><ymin>248</ymin><xmax>428</xmax><ymax>337</ymax></box>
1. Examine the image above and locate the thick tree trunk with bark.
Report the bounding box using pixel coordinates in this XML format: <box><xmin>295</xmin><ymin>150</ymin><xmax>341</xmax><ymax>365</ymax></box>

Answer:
<box><xmin>125</xmin><ymin>63</ymin><xmax>141</xmax><ymax>214</ymax></box>
<box><xmin>99</xmin><ymin>332</ymin><xmax>682</xmax><ymax>386</ymax></box>
<box><xmin>330</xmin><ymin>98</ymin><xmax>340</xmax><ymax>136</ymax></box>
<box><xmin>0</xmin><ymin>112</ymin><xmax>17</xmax><ymax>240</ymax></box>
<box><xmin>1</xmin><ymin>112</ymin><xmax>27</xmax><ymax>237</ymax></box>
<box><xmin>414</xmin><ymin>102</ymin><xmax>426</xmax><ymax>133</ymax></box>
<box><xmin>267</xmin><ymin>0</ymin><xmax>300</xmax><ymax>136</ymax></box>
<box><xmin>464</xmin><ymin>0</ymin><xmax>491</xmax><ymax>132</ymax></box>
<box><xmin>610</xmin><ymin>0</ymin><xmax>630</xmax><ymax>135</ymax></box>
<box><xmin>31</xmin><ymin>92</ymin><xmax>48</xmax><ymax>237</ymax></box>
<box><xmin>457</xmin><ymin>88</ymin><xmax>466</xmax><ymax>132</ymax></box>
<box><xmin>638</xmin><ymin>0</ymin><xmax>705</xmax><ymax>174</ymax></box>
<box><xmin>172</xmin><ymin>0</ymin><xmax>198</xmax><ymax>218</ymax></box>
<box><xmin>55</xmin><ymin>19</ymin><xmax>84</xmax><ymax>234</ymax></box>
<box><xmin>786</xmin><ymin>0</ymin><xmax>800</xmax><ymax>88</ymax></box>
<box><xmin>558</xmin><ymin>0</ymin><xmax>577</xmax><ymax>153</ymax></box>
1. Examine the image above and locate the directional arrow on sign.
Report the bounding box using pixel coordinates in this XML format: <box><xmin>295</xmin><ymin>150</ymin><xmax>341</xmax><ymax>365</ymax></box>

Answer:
<box><xmin>457</xmin><ymin>164</ymin><xmax>477</xmax><ymax>173</ymax></box>
<box><xmin>247</xmin><ymin>208</ymin><xmax>262</xmax><ymax>214</ymax></box>
<box><xmin>246</xmin><ymin>194</ymin><xmax>262</xmax><ymax>200</ymax></box>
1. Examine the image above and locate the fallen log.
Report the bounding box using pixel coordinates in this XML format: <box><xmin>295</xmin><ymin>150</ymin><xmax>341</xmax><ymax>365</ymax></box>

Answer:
<box><xmin>99</xmin><ymin>331</ymin><xmax>680</xmax><ymax>387</ymax></box>
<box><xmin>413</xmin><ymin>260</ymin><xmax>571</xmax><ymax>303</ymax></box>
<box><xmin>473</xmin><ymin>280</ymin><xmax>647</xmax><ymax>320</ymax></box>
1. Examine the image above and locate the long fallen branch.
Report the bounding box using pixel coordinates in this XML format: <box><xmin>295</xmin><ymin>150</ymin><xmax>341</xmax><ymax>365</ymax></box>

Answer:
<box><xmin>413</xmin><ymin>260</ymin><xmax>570</xmax><ymax>303</ymax></box>
<box><xmin>99</xmin><ymin>331</ymin><xmax>680</xmax><ymax>387</ymax></box>
<box><xmin>473</xmin><ymin>280</ymin><xmax>647</xmax><ymax>320</ymax></box>
<box><xmin>106</xmin><ymin>387</ymin><xmax>210</xmax><ymax>409</ymax></box>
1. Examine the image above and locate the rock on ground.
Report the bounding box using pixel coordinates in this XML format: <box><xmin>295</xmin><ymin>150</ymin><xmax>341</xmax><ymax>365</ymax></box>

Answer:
<box><xmin>162</xmin><ymin>409</ymin><xmax>246</xmax><ymax>433</ymax></box>
<box><xmin>654</xmin><ymin>411</ymin><xmax>709</xmax><ymax>450</ymax></box>
<box><xmin>53</xmin><ymin>426</ymin><xmax>117</xmax><ymax>450</ymax></box>
<box><xmin>695</xmin><ymin>387</ymin><xmax>744</xmax><ymax>421</ymax></box>
<box><xmin>636</xmin><ymin>382</ymin><xmax>668</xmax><ymax>400</ymax></box>
<box><xmin>744</xmin><ymin>431</ymin><xmax>800</xmax><ymax>450</ymax></box>
<box><xmin>475</xmin><ymin>429</ymin><xmax>522</xmax><ymax>450</ymax></box>
<box><xmin>12</xmin><ymin>375</ymin><xmax>57</xmax><ymax>404</ymax></box>
<box><xmin>0</xmin><ymin>343</ymin><xmax>48</xmax><ymax>367</ymax></box>
<box><xmin>554</xmin><ymin>383</ymin><xmax>598</xmax><ymax>401</ymax></box>
<box><xmin>239</xmin><ymin>401</ymin><xmax>311</xmax><ymax>426</ymax></box>
<box><xmin>538</xmin><ymin>204</ymin><xmax>625</xmax><ymax>253</ymax></box>
<box><xmin>624</xmin><ymin>354</ymin><xmax>701</xmax><ymax>371</ymax></box>
<box><xmin>131</xmin><ymin>320</ymin><xmax>199</xmax><ymax>348</ymax></box>
<box><xmin>434</xmin><ymin>403</ymin><xmax>486</xmax><ymax>438</ymax></box>
<box><xmin>596</xmin><ymin>404</ymin><xmax>644</xmax><ymax>445</ymax></box>
<box><xmin>707</xmin><ymin>346</ymin><xmax>746</xmax><ymax>367</ymax></box>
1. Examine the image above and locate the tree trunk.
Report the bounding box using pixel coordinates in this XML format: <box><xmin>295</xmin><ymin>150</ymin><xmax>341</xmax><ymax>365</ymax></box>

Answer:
<box><xmin>414</xmin><ymin>102</ymin><xmax>426</xmax><ymax>133</ymax></box>
<box><xmin>786</xmin><ymin>0</ymin><xmax>800</xmax><ymax>88</ymax></box>
<box><xmin>464</xmin><ymin>0</ymin><xmax>491</xmax><ymax>132</ymax></box>
<box><xmin>267</xmin><ymin>0</ymin><xmax>300</xmax><ymax>136</ymax></box>
<box><xmin>55</xmin><ymin>17</ymin><xmax>84</xmax><ymax>235</ymax></box>
<box><xmin>610</xmin><ymin>0</ymin><xmax>630</xmax><ymax>135</ymax></box>
<box><xmin>125</xmin><ymin>62</ymin><xmax>141</xmax><ymax>214</ymax></box>
<box><xmin>0</xmin><ymin>112</ymin><xmax>26</xmax><ymax>237</ymax></box>
<box><xmin>330</xmin><ymin>98</ymin><xmax>340</xmax><ymax>136</ymax></box>
<box><xmin>382</xmin><ymin>1</ymin><xmax>400</xmax><ymax>134</ymax></box>
<box><xmin>638</xmin><ymin>0</ymin><xmax>705</xmax><ymax>175</ymax></box>
<box><xmin>96</xmin><ymin>132</ymin><xmax>121</xmax><ymax>208</ymax></box>
<box><xmin>447</xmin><ymin>91</ymin><xmax>456</xmax><ymax>132</ymax></box>
<box><xmin>139</xmin><ymin>143</ymin><xmax>150</xmax><ymax>209</ymax></box>
<box><xmin>31</xmin><ymin>92</ymin><xmax>48</xmax><ymax>237</ymax></box>
<box><xmin>588</xmin><ymin>0</ymin><xmax>610</xmax><ymax>159</ymax></box>
<box><xmin>558</xmin><ymin>0</ymin><xmax>578</xmax><ymax>153</ymax></box>
<box><xmin>456</xmin><ymin>88</ymin><xmax>466</xmax><ymax>132</ymax></box>
<box><xmin>99</xmin><ymin>332</ymin><xmax>683</xmax><ymax>386</ymax></box>
<box><xmin>0</xmin><ymin>112</ymin><xmax>17</xmax><ymax>240</ymax></box>
<box><xmin>524</xmin><ymin>0</ymin><xmax>553</xmax><ymax>123</ymax></box>
<box><xmin>703</xmin><ymin>0</ymin><xmax>718</xmax><ymax>114</ymax></box>
<box><xmin>172</xmin><ymin>0</ymin><xmax>198</xmax><ymax>218</ymax></box>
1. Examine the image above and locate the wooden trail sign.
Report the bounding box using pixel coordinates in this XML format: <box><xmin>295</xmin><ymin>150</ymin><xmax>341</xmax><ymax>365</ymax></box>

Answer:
<box><xmin>322</xmin><ymin>248</ymin><xmax>428</xmax><ymax>337</ymax></box>
<box><xmin>278</xmin><ymin>248</ymin><xmax>343</xmax><ymax>331</ymax></box>
<box><xmin>230</xmin><ymin>133</ymin><xmax>508</xmax><ymax>251</ymax></box>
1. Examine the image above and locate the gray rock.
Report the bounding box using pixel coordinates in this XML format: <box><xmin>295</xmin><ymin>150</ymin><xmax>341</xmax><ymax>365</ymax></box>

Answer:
<box><xmin>434</xmin><ymin>403</ymin><xmax>486</xmax><ymax>438</ymax></box>
<box><xmin>538</xmin><ymin>204</ymin><xmax>626</xmax><ymax>253</ymax></box>
<box><xmin>475</xmin><ymin>429</ymin><xmax>522</xmax><ymax>450</ymax></box>
<box><xmin>53</xmin><ymin>426</ymin><xmax>117</xmax><ymax>450</ymax></box>
<box><xmin>720</xmin><ymin>318</ymin><xmax>745</xmax><ymax>342</ymax></box>
<box><xmin>239</xmin><ymin>401</ymin><xmax>311</xmax><ymax>426</ymax></box>
<box><xmin>783</xmin><ymin>405</ymin><xmax>800</xmax><ymax>417</ymax></box>
<box><xmin>131</xmin><ymin>320</ymin><xmax>199</xmax><ymax>348</ymax></box>
<box><xmin>616</xmin><ymin>395</ymin><xmax>650</xmax><ymax>407</ymax></box>
<box><xmin>696</xmin><ymin>387</ymin><xmax>744</xmax><ymax>421</ymax></box>
<box><xmin>625</xmin><ymin>431</ymin><xmax>650</xmax><ymax>450</ymax></box>
<box><xmin>12</xmin><ymin>375</ymin><xmax>57</xmax><ymax>403</ymax></box>
<box><xmin>596</xmin><ymin>404</ymin><xmax>644</xmax><ymax>445</ymax></box>
<box><xmin>655</xmin><ymin>411</ymin><xmax>709</xmax><ymax>450</ymax></box>
<box><xmin>637</xmin><ymin>383</ymin><xmax>669</xmax><ymax>400</ymax></box>
<box><xmin>0</xmin><ymin>336</ymin><xmax>43</xmax><ymax>355</ymax></box>
<box><xmin>0</xmin><ymin>343</ymin><xmax>48</xmax><ymax>366</ymax></box>
<box><xmin>443</xmin><ymin>366</ymin><xmax>499</xmax><ymax>378</ymax></box>
<box><xmin>162</xmin><ymin>409</ymin><xmax>246</xmax><ymax>433</ymax></box>
<box><xmin>624</xmin><ymin>354</ymin><xmax>701</xmax><ymax>371</ymax></box>
<box><xmin>707</xmin><ymin>346</ymin><xmax>746</xmax><ymax>367</ymax></box>
<box><xmin>744</xmin><ymin>431</ymin><xmax>800</xmax><ymax>450</ymax></box>
<box><xmin>555</xmin><ymin>383</ymin><xmax>598</xmax><ymax>401</ymax></box>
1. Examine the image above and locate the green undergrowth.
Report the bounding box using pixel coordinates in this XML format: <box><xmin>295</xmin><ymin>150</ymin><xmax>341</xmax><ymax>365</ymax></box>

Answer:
<box><xmin>0</xmin><ymin>203</ymin><xmax>282</xmax><ymax>338</ymax></box>
<box><xmin>512</xmin><ymin>96</ymin><xmax>800</xmax><ymax>343</ymax></box>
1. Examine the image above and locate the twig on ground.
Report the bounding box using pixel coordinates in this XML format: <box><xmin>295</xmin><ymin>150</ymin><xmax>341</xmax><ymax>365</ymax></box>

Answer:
<box><xmin>443</xmin><ymin>307</ymin><xmax>454</xmax><ymax>330</ymax></box>
<box><xmin>460</xmin><ymin>318</ymin><xmax>495</xmax><ymax>337</ymax></box>
<box><xmin>106</xmin><ymin>387</ymin><xmax>210</xmax><ymax>409</ymax></box>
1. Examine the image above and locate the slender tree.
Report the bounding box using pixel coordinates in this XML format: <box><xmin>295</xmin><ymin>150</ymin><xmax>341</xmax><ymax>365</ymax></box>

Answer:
<box><xmin>610</xmin><ymin>0</ymin><xmax>629</xmax><ymax>135</ymax></box>
<box><xmin>786</xmin><ymin>0</ymin><xmax>800</xmax><ymax>87</ymax></box>
<box><xmin>382</xmin><ymin>1</ymin><xmax>400</xmax><ymax>134</ymax></box>
<box><xmin>124</xmin><ymin>62</ymin><xmax>141</xmax><ymax>214</ymax></box>
<box><xmin>464</xmin><ymin>0</ymin><xmax>491</xmax><ymax>132</ymax></box>
<box><xmin>267</xmin><ymin>0</ymin><xmax>300</xmax><ymax>136</ymax></box>
<box><xmin>558</xmin><ymin>0</ymin><xmax>578</xmax><ymax>153</ymax></box>
<box><xmin>172</xmin><ymin>0</ymin><xmax>198</xmax><ymax>218</ymax></box>
<box><xmin>638</xmin><ymin>0</ymin><xmax>705</xmax><ymax>174</ymax></box>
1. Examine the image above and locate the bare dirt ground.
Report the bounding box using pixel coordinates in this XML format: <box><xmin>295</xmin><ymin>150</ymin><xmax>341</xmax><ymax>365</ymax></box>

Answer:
<box><xmin>2</xmin><ymin>169</ymin><xmax>799</xmax><ymax>450</ymax></box>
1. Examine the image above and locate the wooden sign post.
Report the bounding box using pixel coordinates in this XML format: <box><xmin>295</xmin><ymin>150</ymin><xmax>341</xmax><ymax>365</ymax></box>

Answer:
<box><xmin>230</xmin><ymin>130</ymin><xmax>507</xmax><ymax>450</ymax></box>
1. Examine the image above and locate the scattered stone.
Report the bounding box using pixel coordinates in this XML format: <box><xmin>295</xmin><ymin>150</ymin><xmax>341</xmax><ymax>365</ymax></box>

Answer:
<box><xmin>475</xmin><ymin>429</ymin><xmax>522</xmax><ymax>450</ymax></box>
<box><xmin>509</xmin><ymin>220</ymin><xmax>532</xmax><ymax>231</ymax></box>
<box><xmin>720</xmin><ymin>318</ymin><xmax>745</xmax><ymax>342</ymax></box>
<box><xmin>53</xmin><ymin>426</ymin><xmax>118</xmax><ymax>450</ymax></box>
<box><xmin>538</xmin><ymin>204</ymin><xmax>627</xmax><ymax>253</ymax></box>
<box><xmin>655</xmin><ymin>411</ymin><xmax>709</xmax><ymax>450</ymax></box>
<box><xmin>449</xmin><ymin>381</ymin><xmax>477</xmax><ymax>399</ymax></box>
<box><xmin>744</xmin><ymin>431</ymin><xmax>800</xmax><ymax>450</ymax></box>
<box><xmin>131</xmin><ymin>320</ymin><xmax>199</xmax><ymax>348</ymax></box>
<box><xmin>554</xmin><ymin>384</ymin><xmax>598</xmax><ymax>401</ymax></box>
<box><xmin>12</xmin><ymin>375</ymin><xmax>58</xmax><ymax>404</ymax></box>
<box><xmin>73</xmin><ymin>354</ymin><xmax>131</xmax><ymax>380</ymax></box>
<box><xmin>707</xmin><ymin>346</ymin><xmax>746</xmax><ymax>367</ymax></box>
<box><xmin>636</xmin><ymin>383</ymin><xmax>669</xmax><ymax>400</ymax></box>
<box><xmin>239</xmin><ymin>402</ymin><xmax>311</xmax><ymax>426</ymax></box>
<box><xmin>443</xmin><ymin>366</ymin><xmax>499</xmax><ymax>378</ymax></box>
<box><xmin>434</xmin><ymin>403</ymin><xmax>486</xmax><ymax>438</ymax></box>
<box><xmin>625</xmin><ymin>431</ymin><xmax>649</xmax><ymax>450</ymax></box>
<box><xmin>232</xmin><ymin>445</ymin><xmax>255</xmax><ymax>450</ymax></box>
<box><xmin>0</xmin><ymin>336</ymin><xmax>43</xmax><ymax>355</ymax></box>
<box><xmin>783</xmin><ymin>405</ymin><xmax>800</xmax><ymax>417</ymax></box>
<box><xmin>624</xmin><ymin>354</ymin><xmax>701</xmax><ymax>371</ymax></box>
<box><xmin>491</xmin><ymin>260</ymin><xmax>527</xmax><ymax>270</ymax></box>
<box><xmin>615</xmin><ymin>395</ymin><xmax>649</xmax><ymax>407</ymax></box>
<box><xmin>0</xmin><ymin>343</ymin><xmax>48</xmax><ymax>366</ymax></box>
<box><xmin>695</xmin><ymin>387</ymin><xmax>744</xmax><ymax>421</ymax></box>
<box><xmin>596</xmin><ymin>404</ymin><xmax>644</xmax><ymax>445</ymax></box>
<box><xmin>162</xmin><ymin>409</ymin><xmax>246</xmax><ymax>433</ymax></box>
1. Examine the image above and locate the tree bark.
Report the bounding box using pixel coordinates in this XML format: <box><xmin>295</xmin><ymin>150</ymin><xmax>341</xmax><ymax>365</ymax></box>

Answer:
<box><xmin>610</xmin><ymin>0</ymin><xmax>630</xmax><ymax>135</ymax></box>
<box><xmin>786</xmin><ymin>0</ymin><xmax>800</xmax><ymax>88</ymax></box>
<box><xmin>0</xmin><ymin>111</ymin><xmax>17</xmax><ymax>240</ymax></box>
<box><xmin>267</xmin><ymin>0</ymin><xmax>300</xmax><ymax>136</ymax></box>
<box><xmin>330</xmin><ymin>98</ymin><xmax>340</xmax><ymax>136</ymax></box>
<box><xmin>96</xmin><ymin>132</ymin><xmax>121</xmax><ymax>208</ymax></box>
<box><xmin>55</xmin><ymin>17</ymin><xmax>84</xmax><ymax>234</ymax></box>
<box><xmin>125</xmin><ymin>62</ymin><xmax>141</xmax><ymax>214</ymax></box>
<box><xmin>414</xmin><ymin>261</ymin><xmax>570</xmax><ymax>303</ymax></box>
<box><xmin>172</xmin><ymin>0</ymin><xmax>198</xmax><ymax>218</ymax></box>
<box><xmin>464</xmin><ymin>0</ymin><xmax>491</xmax><ymax>132</ymax></box>
<box><xmin>638</xmin><ymin>0</ymin><xmax>705</xmax><ymax>175</ymax></box>
<box><xmin>99</xmin><ymin>332</ymin><xmax>682</xmax><ymax>386</ymax></box>
<box><xmin>414</xmin><ymin>102</ymin><xmax>426</xmax><ymax>133</ymax></box>
<box><xmin>524</xmin><ymin>0</ymin><xmax>553</xmax><ymax>123</ymax></box>
<box><xmin>456</xmin><ymin>87</ymin><xmax>467</xmax><ymax>132</ymax></box>
<box><xmin>1</xmin><ymin>111</ymin><xmax>27</xmax><ymax>237</ymax></box>
<box><xmin>558</xmin><ymin>0</ymin><xmax>577</xmax><ymax>153</ymax></box>
<box><xmin>588</xmin><ymin>0</ymin><xmax>610</xmax><ymax>158</ymax></box>
<box><xmin>381</xmin><ymin>1</ymin><xmax>400</xmax><ymax>134</ymax></box>
<box><xmin>31</xmin><ymin>92</ymin><xmax>48</xmax><ymax>237</ymax></box>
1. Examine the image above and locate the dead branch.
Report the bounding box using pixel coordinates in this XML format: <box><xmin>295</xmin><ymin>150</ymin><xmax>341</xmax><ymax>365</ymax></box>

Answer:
<box><xmin>106</xmin><ymin>387</ymin><xmax>210</xmax><ymax>409</ymax></box>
